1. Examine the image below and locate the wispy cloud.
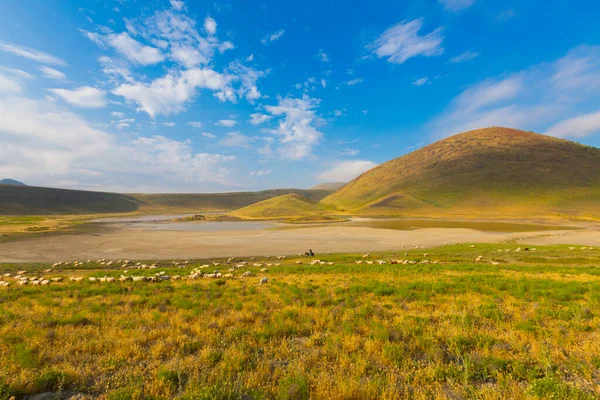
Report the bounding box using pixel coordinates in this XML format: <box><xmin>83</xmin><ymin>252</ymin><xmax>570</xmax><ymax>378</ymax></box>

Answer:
<box><xmin>48</xmin><ymin>87</ymin><xmax>107</xmax><ymax>108</ymax></box>
<box><xmin>215</xmin><ymin>119</ymin><xmax>237</xmax><ymax>127</ymax></box>
<box><xmin>429</xmin><ymin>45</ymin><xmax>600</xmax><ymax>139</ymax></box>
<box><xmin>219</xmin><ymin>132</ymin><xmax>253</xmax><ymax>147</ymax></box>
<box><xmin>187</xmin><ymin>121</ymin><xmax>203</xmax><ymax>128</ymax></box>
<box><xmin>38</xmin><ymin>66</ymin><xmax>67</xmax><ymax>80</ymax></box>
<box><xmin>345</xmin><ymin>78</ymin><xmax>364</xmax><ymax>86</ymax></box>
<box><xmin>0</xmin><ymin>41</ymin><xmax>66</xmax><ymax>66</ymax></box>
<box><xmin>449</xmin><ymin>51</ymin><xmax>479</xmax><ymax>63</ymax></box>
<box><xmin>439</xmin><ymin>0</ymin><xmax>476</xmax><ymax>12</ymax></box>
<box><xmin>261</xmin><ymin>29</ymin><xmax>285</xmax><ymax>45</ymax></box>
<box><xmin>249</xmin><ymin>113</ymin><xmax>272</xmax><ymax>125</ymax></box>
<box><xmin>316</xmin><ymin>49</ymin><xmax>329</xmax><ymax>62</ymax></box>
<box><xmin>412</xmin><ymin>77</ymin><xmax>429</xmax><ymax>86</ymax></box>
<box><xmin>545</xmin><ymin>111</ymin><xmax>600</xmax><ymax>139</ymax></box>
<box><xmin>368</xmin><ymin>19</ymin><xmax>444</xmax><ymax>64</ymax></box>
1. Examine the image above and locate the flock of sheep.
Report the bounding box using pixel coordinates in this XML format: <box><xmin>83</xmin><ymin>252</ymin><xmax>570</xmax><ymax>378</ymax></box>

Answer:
<box><xmin>1</xmin><ymin>245</ymin><xmax>595</xmax><ymax>289</ymax></box>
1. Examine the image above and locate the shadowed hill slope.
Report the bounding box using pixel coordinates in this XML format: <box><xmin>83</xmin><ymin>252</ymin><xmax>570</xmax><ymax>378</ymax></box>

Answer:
<box><xmin>322</xmin><ymin>127</ymin><xmax>600</xmax><ymax>219</ymax></box>
<box><xmin>230</xmin><ymin>194</ymin><xmax>328</xmax><ymax>219</ymax></box>
<box><xmin>0</xmin><ymin>185</ymin><xmax>140</xmax><ymax>215</ymax></box>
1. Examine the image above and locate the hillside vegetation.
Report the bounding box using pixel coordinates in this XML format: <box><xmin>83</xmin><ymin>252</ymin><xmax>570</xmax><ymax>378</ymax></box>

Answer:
<box><xmin>230</xmin><ymin>194</ymin><xmax>328</xmax><ymax>219</ymax></box>
<box><xmin>0</xmin><ymin>186</ymin><xmax>332</xmax><ymax>216</ymax></box>
<box><xmin>323</xmin><ymin>127</ymin><xmax>600</xmax><ymax>219</ymax></box>
<box><xmin>132</xmin><ymin>189</ymin><xmax>331</xmax><ymax>213</ymax></box>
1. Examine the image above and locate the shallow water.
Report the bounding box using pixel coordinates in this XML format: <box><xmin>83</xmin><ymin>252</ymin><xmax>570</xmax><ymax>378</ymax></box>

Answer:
<box><xmin>347</xmin><ymin>219</ymin><xmax>574</xmax><ymax>233</ymax></box>
<box><xmin>96</xmin><ymin>214</ymin><xmax>574</xmax><ymax>233</ymax></box>
<box><xmin>132</xmin><ymin>221</ymin><xmax>275</xmax><ymax>231</ymax></box>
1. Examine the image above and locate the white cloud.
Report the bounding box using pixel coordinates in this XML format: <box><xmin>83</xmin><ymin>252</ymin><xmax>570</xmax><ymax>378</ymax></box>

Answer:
<box><xmin>204</xmin><ymin>16</ymin><xmax>217</xmax><ymax>35</ymax></box>
<box><xmin>98</xmin><ymin>56</ymin><xmax>135</xmax><ymax>84</ymax></box>
<box><xmin>250</xmin><ymin>170</ymin><xmax>271</xmax><ymax>177</ymax></box>
<box><xmin>82</xmin><ymin>31</ymin><xmax>164</xmax><ymax>65</ymax></box>
<box><xmin>0</xmin><ymin>93</ymin><xmax>236</xmax><ymax>192</ymax></box>
<box><xmin>545</xmin><ymin>111</ymin><xmax>600</xmax><ymax>138</ymax></box>
<box><xmin>264</xmin><ymin>95</ymin><xmax>323</xmax><ymax>160</ymax></box>
<box><xmin>163</xmin><ymin>122</ymin><xmax>176</xmax><ymax>127</ymax></box>
<box><xmin>219</xmin><ymin>132</ymin><xmax>252</xmax><ymax>147</ymax></box>
<box><xmin>201</xmin><ymin>132</ymin><xmax>216</xmax><ymax>139</ymax></box>
<box><xmin>321</xmin><ymin>79</ymin><xmax>326</xmax><ymax>88</ymax></box>
<box><xmin>412</xmin><ymin>76</ymin><xmax>429</xmax><ymax>86</ymax></box>
<box><xmin>439</xmin><ymin>0</ymin><xmax>476</xmax><ymax>12</ymax></box>
<box><xmin>215</xmin><ymin>119</ymin><xmax>237</xmax><ymax>127</ymax></box>
<box><xmin>333</xmin><ymin>109</ymin><xmax>345</xmax><ymax>117</ymax></box>
<box><xmin>0</xmin><ymin>72</ymin><xmax>24</xmax><ymax>93</ymax></box>
<box><xmin>0</xmin><ymin>41</ymin><xmax>66</xmax><ymax>66</ymax></box>
<box><xmin>429</xmin><ymin>45</ymin><xmax>600</xmax><ymax>138</ymax></box>
<box><xmin>346</xmin><ymin>78</ymin><xmax>363</xmax><ymax>86</ymax></box>
<box><xmin>227</xmin><ymin>61</ymin><xmax>266</xmax><ymax>102</ymax></box>
<box><xmin>170</xmin><ymin>0</ymin><xmax>186</xmax><ymax>11</ymax></box>
<box><xmin>187</xmin><ymin>121</ymin><xmax>203</xmax><ymax>128</ymax></box>
<box><xmin>261</xmin><ymin>29</ymin><xmax>285</xmax><ymax>45</ymax></box>
<box><xmin>38</xmin><ymin>66</ymin><xmax>66</xmax><ymax>80</ymax></box>
<box><xmin>113</xmin><ymin>68</ymin><xmax>234</xmax><ymax>117</ymax></box>
<box><xmin>368</xmin><ymin>19</ymin><xmax>444</xmax><ymax>64</ymax></box>
<box><xmin>48</xmin><ymin>86</ymin><xmax>107</xmax><ymax>108</ymax></box>
<box><xmin>246</xmin><ymin>54</ymin><xmax>254</xmax><ymax>62</ymax></box>
<box><xmin>131</xmin><ymin>9</ymin><xmax>232</xmax><ymax>68</ymax></box>
<box><xmin>0</xmin><ymin>67</ymin><xmax>35</xmax><ymax>80</ymax></box>
<box><xmin>339</xmin><ymin>148</ymin><xmax>359</xmax><ymax>156</ymax></box>
<box><xmin>114</xmin><ymin>118</ymin><xmax>135</xmax><ymax>129</ymax></box>
<box><xmin>249</xmin><ymin>113</ymin><xmax>272</xmax><ymax>125</ymax></box>
<box><xmin>111</xmin><ymin>111</ymin><xmax>125</xmax><ymax>118</ymax></box>
<box><xmin>449</xmin><ymin>51</ymin><xmax>479</xmax><ymax>63</ymax></box>
<box><xmin>316</xmin><ymin>49</ymin><xmax>329</xmax><ymax>62</ymax></box>
<box><xmin>317</xmin><ymin>160</ymin><xmax>377</xmax><ymax>182</ymax></box>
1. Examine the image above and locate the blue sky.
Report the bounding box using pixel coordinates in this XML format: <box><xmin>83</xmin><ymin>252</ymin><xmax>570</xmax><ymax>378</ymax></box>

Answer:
<box><xmin>1</xmin><ymin>0</ymin><xmax>600</xmax><ymax>192</ymax></box>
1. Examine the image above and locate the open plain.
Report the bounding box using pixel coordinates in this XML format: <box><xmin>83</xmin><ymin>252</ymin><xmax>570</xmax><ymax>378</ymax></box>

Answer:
<box><xmin>0</xmin><ymin>217</ymin><xmax>598</xmax><ymax>263</ymax></box>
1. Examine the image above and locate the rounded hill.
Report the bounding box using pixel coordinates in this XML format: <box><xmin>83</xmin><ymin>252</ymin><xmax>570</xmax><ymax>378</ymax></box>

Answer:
<box><xmin>230</xmin><ymin>194</ymin><xmax>327</xmax><ymax>219</ymax></box>
<box><xmin>322</xmin><ymin>127</ymin><xmax>600</xmax><ymax>218</ymax></box>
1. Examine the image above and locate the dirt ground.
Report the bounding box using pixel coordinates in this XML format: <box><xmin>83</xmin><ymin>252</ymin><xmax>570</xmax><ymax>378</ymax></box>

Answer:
<box><xmin>1</xmin><ymin>221</ymin><xmax>599</xmax><ymax>262</ymax></box>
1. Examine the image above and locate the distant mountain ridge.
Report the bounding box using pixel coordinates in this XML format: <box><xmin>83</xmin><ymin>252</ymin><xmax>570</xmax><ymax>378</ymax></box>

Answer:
<box><xmin>0</xmin><ymin>179</ymin><xmax>27</xmax><ymax>186</ymax></box>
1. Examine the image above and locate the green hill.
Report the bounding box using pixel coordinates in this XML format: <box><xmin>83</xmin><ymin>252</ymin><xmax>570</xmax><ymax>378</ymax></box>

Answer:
<box><xmin>131</xmin><ymin>189</ymin><xmax>331</xmax><ymax>213</ymax></box>
<box><xmin>0</xmin><ymin>185</ymin><xmax>140</xmax><ymax>215</ymax></box>
<box><xmin>0</xmin><ymin>186</ymin><xmax>333</xmax><ymax>216</ymax></box>
<box><xmin>230</xmin><ymin>194</ymin><xmax>328</xmax><ymax>219</ymax></box>
<box><xmin>322</xmin><ymin>127</ymin><xmax>600</xmax><ymax>219</ymax></box>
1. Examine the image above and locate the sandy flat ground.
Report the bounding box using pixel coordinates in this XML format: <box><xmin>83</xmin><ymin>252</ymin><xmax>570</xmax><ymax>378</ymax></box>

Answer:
<box><xmin>1</xmin><ymin>221</ymin><xmax>599</xmax><ymax>262</ymax></box>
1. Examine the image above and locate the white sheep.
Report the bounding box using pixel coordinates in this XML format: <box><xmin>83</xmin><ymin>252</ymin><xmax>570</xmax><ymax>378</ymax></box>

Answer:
<box><xmin>40</xmin><ymin>280</ymin><xmax>51</xmax><ymax>286</ymax></box>
<box><xmin>259</xmin><ymin>268</ymin><xmax>268</xmax><ymax>273</ymax></box>
<box><xmin>242</xmin><ymin>271</ymin><xmax>254</xmax><ymax>278</ymax></box>
<box><xmin>70</xmin><ymin>277</ymin><xmax>84</xmax><ymax>282</ymax></box>
<box><xmin>223</xmin><ymin>273</ymin><xmax>234</xmax><ymax>279</ymax></box>
<box><xmin>259</xmin><ymin>277</ymin><xmax>268</xmax><ymax>285</ymax></box>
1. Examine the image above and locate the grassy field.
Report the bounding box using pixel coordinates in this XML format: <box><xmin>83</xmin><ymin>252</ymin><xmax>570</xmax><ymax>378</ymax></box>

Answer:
<box><xmin>1</xmin><ymin>244</ymin><xmax>599</xmax><ymax>399</ymax></box>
